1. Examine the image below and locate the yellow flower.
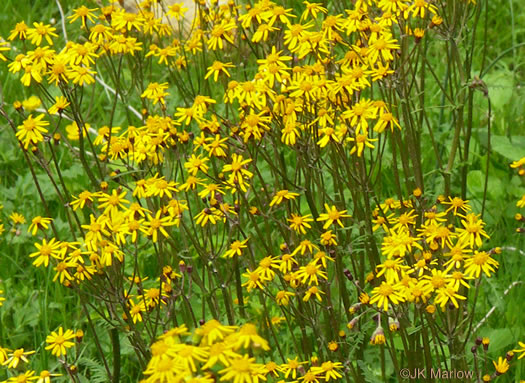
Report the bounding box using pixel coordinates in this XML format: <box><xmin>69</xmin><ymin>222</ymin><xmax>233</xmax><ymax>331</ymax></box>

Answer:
<box><xmin>434</xmin><ymin>286</ymin><xmax>466</xmax><ymax>310</ymax></box>
<box><xmin>6</xmin><ymin>370</ymin><xmax>37</xmax><ymax>382</ymax></box>
<box><xmin>279</xmin><ymin>253</ymin><xmax>298</xmax><ymax>273</ymax></box>
<box><xmin>45</xmin><ymin>328</ymin><xmax>76</xmax><ymax>357</ymax></box>
<box><xmin>223</xmin><ymin>239</ymin><xmax>249</xmax><ymax>258</ymax></box>
<box><xmin>513</xmin><ymin>341</ymin><xmax>525</xmax><ymax>359</ymax></box>
<box><xmin>405</xmin><ymin>0</ymin><xmax>437</xmax><ymax>19</ymax></box>
<box><xmin>280</xmin><ymin>357</ymin><xmax>306</xmax><ymax>379</ymax></box>
<box><xmin>48</xmin><ymin>96</ymin><xmax>70</xmax><ymax>115</ymax></box>
<box><xmin>16</xmin><ymin>114</ymin><xmax>49</xmax><ymax>149</ymax></box>
<box><xmin>317</xmin><ymin>204</ymin><xmax>351</xmax><ymax>229</ymax></box>
<box><xmin>141</xmin><ymin>82</ymin><xmax>169</xmax><ymax>105</ymax></box>
<box><xmin>27</xmin><ymin>22</ymin><xmax>58</xmax><ymax>46</ymax></box>
<box><xmin>281</xmin><ymin>122</ymin><xmax>300</xmax><ymax>145</ymax></box>
<box><xmin>68</xmin><ymin>6</ymin><xmax>98</xmax><ymax>28</ymax></box>
<box><xmin>3</xmin><ymin>348</ymin><xmax>35</xmax><ymax>368</ymax></box>
<box><xmin>292</xmin><ymin>239</ymin><xmax>319</xmax><ymax>256</ymax></box>
<box><xmin>230</xmin><ymin>323</ymin><xmax>270</xmax><ymax>351</ymax></box>
<box><xmin>218</xmin><ymin>355</ymin><xmax>266</xmax><ymax>383</ymax></box>
<box><xmin>184</xmin><ymin>154</ymin><xmax>210</xmax><ymax>175</ymax></box>
<box><xmin>67</xmin><ymin>65</ymin><xmax>96</xmax><ymax>86</ymax></box>
<box><xmin>270</xmin><ymin>190</ymin><xmax>299</xmax><ymax>207</ymax></box>
<box><xmin>70</xmin><ymin>190</ymin><xmax>96</xmax><ymax>210</ymax></box>
<box><xmin>264</xmin><ymin>5</ymin><xmax>296</xmax><ymax>26</ymax></box>
<box><xmin>275</xmin><ymin>290</ymin><xmax>295</xmax><ymax>306</ymax></box>
<box><xmin>194</xmin><ymin>207</ymin><xmax>224</xmax><ymax>227</ymax></box>
<box><xmin>328</xmin><ymin>341</ymin><xmax>338</xmax><ymax>351</ymax></box>
<box><xmin>381</xmin><ymin>227</ymin><xmax>423</xmax><ymax>258</ymax></box>
<box><xmin>167</xmin><ymin>2</ymin><xmax>189</xmax><ymax>20</ymax></box>
<box><xmin>375</xmin><ymin>258</ymin><xmax>408</xmax><ymax>283</ymax></box>
<box><xmin>37</xmin><ymin>370</ymin><xmax>62</xmax><ymax>383</ymax></box>
<box><xmin>347</xmin><ymin>133</ymin><xmax>378</xmax><ymax>157</ymax></box>
<box><xmin>493</xmin><ymin>357</ymin><xmax>509</xmax><ymax>375</ymax></box>
<box><xmin>21</xmin><ymin>95</ymin><xmax>41</xmax><ymax>112</ymax></box>
<box><xmin>342</xmin><ymin>98</ymin><xmax>378</xmax><ymax>132</ymax></box>
<box><xmin>195</xmin><ymin>319</ymin><xmax>237</xmax><ymax>346</ymax></box>
<box><xmin>311</xmin><ymin>361</ymin><xmax>344</xmax><ymax>381</ymax></box>
<box><xmin>111</xmin><ymin>9</ymin><xmax>144</xmax><ymax>31</ymax></box>
<box><xmin>141</xmin><ymin>287</ymin><xmax>168</xmax><ymax>309</ymax></box>
<box><xmin>316</xmin><ymin>127</ymin><xmax>340</xmax><ymax>148</ymax></box>
<box><xmin>65</xmin><ymin>122</ymin><xmax>89</xmax><ymax>141</ymax></box>
<box><xmin>370</xmin><ymin>281</ymin><xmax>405</xmax><ymax>311</ymax></box>
<box><xmin>148</xmin><ymin>176</ymin><xmax>179</xmax><ymax>199</ymax></box>
<box><xmin>370</xmin><ymin>327</ymin><xmax>386</xmax><ymax>345</ymax></box>
<box><xmin>29</xmin><ymin>238</ymin><xmax>64</xmax><ymax>267</ymax></box>
<box><xmin>456</xmin><ymin>213</ymin><xmax>490</xmax><ymax>248</ymax></box>
<box><xmin>441</xmin><ymin>196</ymin><xmax>471</xmax><ymax>215</ymax></box>
<box><xmin>9</xmin><ymin>212</ymin><xmax>26</xmax><ymax>225</ymax></box>
<box><xmin>368</xmin><ymin>31</ymin><xmax>400</xmax><ymax>62</ymax></box>
<box><xmin>89</xmin><ymin>24</ymin><xmax>113</xmax><ymax>43</ymax></box>
<box><xmin>320</xmin><ymin>231</ymin><xmax>337</xmax><ymax>246</ymax></box>
<box><xmin>8</xmin><ymin>21</ymin><xmax>29</xmax><ymax>41</ymax></box>
<box><xmin>141</xmin><ymin>210</ymin><xmax>177</xmax><ymax>242</ymax></box>
<box><xmin>288</xmin><ymin>213</ymin><xmax>314</xmax><ymax>234</ymax></box>
<box><xmin>173</xmin><ymin>344</ymin><xmax>209</xmax><ymax>372</ymax></box>
<box><xmin>303</xmin><ymin>286</ymin><xmax>325</xmax><ymax>302</ymax></box>
<box><xmin>296</xmin><ymin>261</ymin><xmax>328</xmax><ymax>286</ymax></box>
<box><xmin>252</xmin><ymin>23</ymin><xmax>279</xmax><ymax>43</ymax></box>
<box><xmin>205</xmin><ymin>61</ymin><xmax>235</xmax><ymax>81</ymax></box>
<box><xmin>222</xmin><ymin>154</ymin><xmax>254</xmax><ymax>191</ymax></box>
<box><xmin>301</xmin><ymin>1</ymin><xmax>328</xmax><ymax>21</ymax></box>
<box><xmin>97</xmin><ymin>189</ymin><xmax>130</xmax><ymax>216</ymax></box>
<box><xmin>464</xmin><ymin>251</ymin><xmax>499</xmax><ymax>278</ymax></box>
<box><xmin>47</xmin><ymin>54</ymin><xmax>69</xmax><ymax>85</ymax></box>
<box><xmin>241</xmin><ymin>268</ymin><xmax>268</xmax><ymax>292</ymax></box>
<box><xmin>207</xmin><ymin>20</ymin><xmax>236</xmax><ymax>50</ymax></box>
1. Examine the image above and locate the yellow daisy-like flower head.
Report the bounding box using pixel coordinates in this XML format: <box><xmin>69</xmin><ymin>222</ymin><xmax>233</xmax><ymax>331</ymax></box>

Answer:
<box><xmin>45</xmin><ymin>327</ymin><xmax>76</xmax><ymax>357</ymax></box>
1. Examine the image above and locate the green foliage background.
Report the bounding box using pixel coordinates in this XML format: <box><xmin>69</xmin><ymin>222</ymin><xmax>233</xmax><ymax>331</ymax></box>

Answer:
<box><xmin>0</xmin><ymin>0</ymin><xmax>524</xmax><ymax>381</ymax></box>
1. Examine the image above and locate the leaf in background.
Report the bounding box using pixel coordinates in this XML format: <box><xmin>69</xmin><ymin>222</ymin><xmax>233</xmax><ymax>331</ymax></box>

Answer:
<box><xmin>482</xmin><ymin>328</ymin><xmax>518</xmax><ymax>353</ymax></box>
<box><xmin>490</xmin><ymin>135</ymin><xmax>525</xmax><ymax>160</ymax></box>
<box><xmin>484</xmin><ymin>70</ymin><xmax>514</xmax><ymax>115</ymax></box>
<box><xmin>467</xmin><ymin>170</ymin><xmax>503</xmax><ymax>199</ymax></box>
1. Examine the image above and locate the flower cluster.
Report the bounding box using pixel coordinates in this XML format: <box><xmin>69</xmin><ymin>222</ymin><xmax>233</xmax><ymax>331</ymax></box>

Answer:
<box><xmin>367</xmin><ymin>194</ymin><xmax>498</xmax><ymax>314</ymax></box>
<box><xmin>141</xmin><ymin>320</ymin><xmax>344</xmax><ymax>383</ymax></box>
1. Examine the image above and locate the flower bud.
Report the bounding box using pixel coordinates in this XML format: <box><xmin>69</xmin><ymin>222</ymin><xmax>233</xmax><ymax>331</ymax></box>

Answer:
<box><xmin>347</xmin><ymin>317</ymin><xmax>358</xmax><ymax>330</ymax></box>
<box><xmin>76</xmin><ymin>329</ymin><xmax>84</xmax><ymax>343</ymax></box>
<box><xmin>370</xmin><ymin>326</ymin><xmax>385</xmax><ymax>345</ymax></box>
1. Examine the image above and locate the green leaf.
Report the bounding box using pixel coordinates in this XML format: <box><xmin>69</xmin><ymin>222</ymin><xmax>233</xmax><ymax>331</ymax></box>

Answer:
<box><xmin>406</xmin><ymin>325</ymin><xmax>422</xmax><ymax>335</ymax></box>
<box><xmin>490</xmin><ymin>135</ymin><xmax>525</xmax><ymax>160</ymax></box>
<box><xmin>466</xmin><ymin>170</ymin><xmax>503</xmax><ymax>199</ymax></box>
<box><xmin>77</xmin><ymin>357</ymin><xmax>109</xmax><ymax>383</ymax></box>
<box><xmin>467</xmin><ymin>170</ymin><xmax>484</xmax><ymax>195</ymax></box>
<box><xmin>484</xmin><ymin>70</ymin><xmax>514</xmax><ymax>113</ymax></box>
<box><xmin>482</xmin><ymin>328</ymin><xmax>517</xmax><ymax>353</ymax></box>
